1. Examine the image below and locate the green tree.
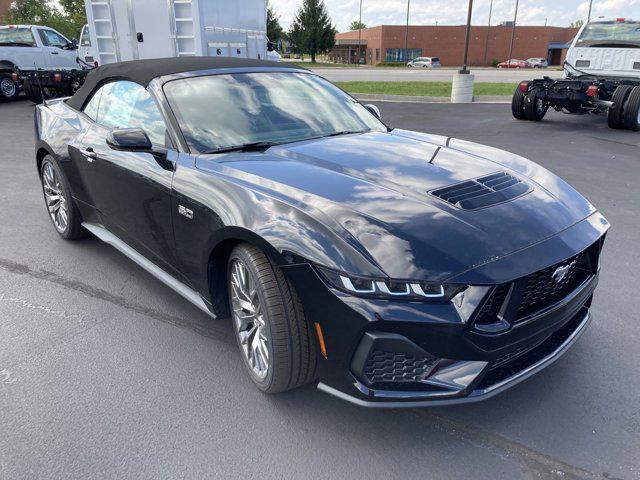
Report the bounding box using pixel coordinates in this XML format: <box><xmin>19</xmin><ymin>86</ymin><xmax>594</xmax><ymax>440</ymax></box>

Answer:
<box><xmin>348</xmin><ymin>20</ymin><xmax>366</xmax><ymax>31</ymax></box>
<box><xmin>1</xmin><ymin>0</ymin><xmax>86</xmax><ymax>40</ymax></box>
<box><xmin>58</xmin><ymin>0</ymin><xmax>87</xmax><ymax>39</ymax></box>
<box><xmin>288</xmin><ymin>0</ymin><xmax>336</xmax><ymax>63</ymax></box>
<box><xmin>267</xmin><ymin>3</ymin><xmax>284</xmax><ymax>46</ymax></box>
<box><xmin>569</xmin><ymin>20</ymin><xmax>584</xmax><ymax>28</ymax></box>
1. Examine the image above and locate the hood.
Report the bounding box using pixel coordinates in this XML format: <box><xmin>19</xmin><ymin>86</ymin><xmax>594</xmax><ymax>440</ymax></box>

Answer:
<box><xmin>566</xmin><ymin>46</ymin><xmax>640</xmax><ymax>78</ymax></box>
<box><xmin>203</xmin><ymin>130</ymin><xmax>596</xmax><ymax>281</ymax></box>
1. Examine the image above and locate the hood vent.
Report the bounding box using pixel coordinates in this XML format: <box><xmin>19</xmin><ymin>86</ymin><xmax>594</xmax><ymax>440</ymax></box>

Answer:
<box><xmin>430</xmin><ymin>172</ymin><xmax>532</xmax><ymax>210</ymax></box>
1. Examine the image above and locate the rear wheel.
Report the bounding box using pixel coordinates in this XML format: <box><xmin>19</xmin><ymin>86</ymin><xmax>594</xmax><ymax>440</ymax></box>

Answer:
<box><xmin>40</xmin><ymin>156</ymin><xmax>87</xmax><ymax>240</ymax></box>
<box><xmin>523</xmin><ymin>89</ymin><xmax>548</xmax><ymax>121</ymax></box>
<box><xmin>0</xmin><ymin>73</ymin><xmax>19</xmax><ymax>102</ymax></box>
<box><xmin>511</xmin><ymin>88</ymin><xmax>527</xmax><ymax>120</ymax></box>
<box><xmin>607</xmin><ymin>85</ymin><xmax>632</xmax><ymax>129</ymax></box>
<box><xmin>228</xmin><ymin>244</ymin><xmax>317</xmax><ymax>393</ymax></box>
<box><xmin>622</xmin><ymin>86</ymin><xmax>640</xmax><ymax>131</ymax></box>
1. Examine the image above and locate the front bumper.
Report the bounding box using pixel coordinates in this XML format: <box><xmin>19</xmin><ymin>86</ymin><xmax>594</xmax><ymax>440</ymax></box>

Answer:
<box><xmin>282</xmin><ymin>214</ymin><xmax>607</xmax><ymax>407</ymax></box>
<box><xmin>318</xmin><ymin>307</ymin><xmax>591</xmax><ymax>407</ymax></box>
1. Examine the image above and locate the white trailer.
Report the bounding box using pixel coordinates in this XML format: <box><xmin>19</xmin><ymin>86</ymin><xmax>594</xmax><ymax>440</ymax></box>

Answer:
<box><xmin>83</xmin><ymin>0</ymin><xmax>269</xmax><ymax>65</ymax></box>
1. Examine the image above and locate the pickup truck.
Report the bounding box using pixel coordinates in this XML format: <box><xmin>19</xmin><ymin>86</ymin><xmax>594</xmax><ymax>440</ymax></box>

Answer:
<box><xmin>512</xmin><ymin>18</ymin><xmax>640</xmax><ymax>131</ymax></box>
<box><xmin>0</xmin><ymin>24</ymin><xmax>79</xmax><ymax>101</ymax></box>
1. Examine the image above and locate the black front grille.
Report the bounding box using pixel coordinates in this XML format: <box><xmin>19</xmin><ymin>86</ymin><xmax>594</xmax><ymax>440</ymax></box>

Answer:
<box><xmin>431</xmin><ymin>172</ymin><xmax>531</xmax><ymax>210</ymax></box>
<box><xmin>474</xmin><ymin>283</ymin><xmax>510</xmax><ymax>325</ymax></box>
<box><xmin>472</xmin><ymin>242</ymin><xmax>600</xmax><ymax>330</ymax></box>
<box><xmin>517</xmin><ymin>252</ymin><xmax>590</xmax><ymax>319</ymax></box>
<box><xmin>363</xmin><ymin>350</ymin><xmax>437</xmax><ymax>388</ymax></box>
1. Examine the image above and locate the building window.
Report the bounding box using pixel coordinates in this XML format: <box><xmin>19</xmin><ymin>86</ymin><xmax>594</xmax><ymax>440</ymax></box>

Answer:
<box><xmin>385</xmin><ymin>48</ymin><xmax>422</xmax><ymax>62</ymax></box>
<box><xmin>368</xmin><ymin>48</ymin><xmax>372</xmax><ymax>63</ymax></box>
<box><xmin>375</xmin><ymin>48</ymin><xmax>380</xmax><ymax>61</ymax></box>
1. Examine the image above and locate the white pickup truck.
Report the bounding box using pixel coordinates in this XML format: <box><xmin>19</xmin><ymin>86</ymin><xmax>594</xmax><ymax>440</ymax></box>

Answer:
<box><xmin>0</xmin><ymin>24</ymin><xmax>80</xmax><ymax>101</ymax></box>
<box><xmin>512</xmin><ymin>18</ymin><xmax>640</xmax><ymax>131</ymax></box>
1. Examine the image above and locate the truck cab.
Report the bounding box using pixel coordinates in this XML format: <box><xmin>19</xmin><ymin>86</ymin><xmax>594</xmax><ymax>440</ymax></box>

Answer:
<box><xmin>0</xmin><ymin>25</ymin><xmax>79</xmax><ymax>71</ymax></box>
<box><xmin>565</xmin><ymin>18</ymin><xmax>640</xmax><ymax>79</ymax></box>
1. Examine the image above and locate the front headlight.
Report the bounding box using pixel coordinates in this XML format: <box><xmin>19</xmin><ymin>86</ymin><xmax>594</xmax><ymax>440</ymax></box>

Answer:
<box><xmin>316</xmin><ymin>266</ymin><xmax>467</xmax><ymax>302</ymax></box>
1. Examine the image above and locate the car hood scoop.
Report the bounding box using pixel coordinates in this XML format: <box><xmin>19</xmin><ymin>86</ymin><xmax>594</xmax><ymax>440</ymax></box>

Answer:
<box><xmin>206</xmin><ymin>131</ymin><xmax>596</xmax><ymax>280</ymax></box>
<box><xmin>430</xmin><ymin>171</ymin><xmax>532</xmax><ymax>210</ymax></box>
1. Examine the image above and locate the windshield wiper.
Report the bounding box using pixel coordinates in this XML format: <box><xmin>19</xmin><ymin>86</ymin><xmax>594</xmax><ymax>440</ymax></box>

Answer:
<box><xmin>203</xmin><ymin>141</ymin><xmax>280</xmax><ymax>154</ymax></box>
<box><xmin>322</xmin><ymin>130</ymin><xmax>368</xmax><ymax>138</ymax></box>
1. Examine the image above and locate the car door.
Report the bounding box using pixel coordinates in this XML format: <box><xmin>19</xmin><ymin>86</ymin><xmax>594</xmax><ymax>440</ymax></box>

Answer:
<box><xmin>36</xmin><ymin>28</ymin><xmax>78</xmax><ymax>69</ymax></box>
<box><xmin>77</xmin><ymin>80</ymin><xmax>180</xmax><ymax>273</ymax></box>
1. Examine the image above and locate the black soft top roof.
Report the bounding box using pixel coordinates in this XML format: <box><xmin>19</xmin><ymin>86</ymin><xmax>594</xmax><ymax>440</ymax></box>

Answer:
<box><xmin>67</xmin><ymin>56</ymin><xmax>302</xmax><ymax>110</ymax></box>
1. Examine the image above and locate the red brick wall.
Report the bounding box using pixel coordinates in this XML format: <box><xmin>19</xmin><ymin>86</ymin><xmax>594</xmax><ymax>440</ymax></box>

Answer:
<box><xmin>0</xmin><ymin>0</ymin><xmax>12</xmax><ymax>18</ymax></box>
<box><xmin>336</xmin><ymin>26</ymin><xmax>579</xmax><ymax>66</ymax></box>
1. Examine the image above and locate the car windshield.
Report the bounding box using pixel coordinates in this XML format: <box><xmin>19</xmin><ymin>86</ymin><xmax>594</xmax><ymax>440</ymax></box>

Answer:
<box><xmin>576</xmin><ymin>20</ymin><xmax>640</xmax><ymax>47</ymax></box>
<box><xmin>163</xmin><ymin>72</ymin><xmax>386</xmax><ymax>153</ymax></box>
<box><xmin>0</xmin><ymin>27</ymin><xmax>36</xmax><ymax>46</ymax></box>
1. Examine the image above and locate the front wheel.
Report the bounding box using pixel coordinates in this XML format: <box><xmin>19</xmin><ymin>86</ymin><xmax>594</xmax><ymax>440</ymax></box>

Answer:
<box><xmin>0</xmin><ymin>73</ymin><xmax>19</xmax><ymax>102</ymax></box>
<box><xmin>228</xmin><ymin>244</ymin><xmax>317</xmax><ymax>393</ymax></box>
<box><xmin>40</xmin><ymin>156</ymin><xmax>87</xmax><ymax>240</ymax></box>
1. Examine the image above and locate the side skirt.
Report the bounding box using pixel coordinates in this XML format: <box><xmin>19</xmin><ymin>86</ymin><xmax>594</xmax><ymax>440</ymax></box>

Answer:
<box><xmin>82</xmin><ymin>222</ymin><xmax>216</xmax><ymax>319</ymax></box>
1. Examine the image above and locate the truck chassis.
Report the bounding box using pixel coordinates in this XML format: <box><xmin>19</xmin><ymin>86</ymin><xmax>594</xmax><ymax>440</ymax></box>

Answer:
<box><xmin>12</xmin><ymin>67</ymin><xmax>90</xmax><ymax>104</ymax></box>
<box><xmin>512</xmin><ymin>75</ymin><xmax>640</xmax><ymax>131</ymax></box>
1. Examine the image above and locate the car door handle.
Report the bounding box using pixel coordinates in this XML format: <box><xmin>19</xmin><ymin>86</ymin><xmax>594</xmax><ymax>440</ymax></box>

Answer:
<box><xmin>50</xmin><ymin>51</ymin><xmax>59</xmax><ymax>55</ymax></box>
<box><xmin>84</xmin><ymin>148</ymin><xmax>97</xmax><ymax>161</ymax></box>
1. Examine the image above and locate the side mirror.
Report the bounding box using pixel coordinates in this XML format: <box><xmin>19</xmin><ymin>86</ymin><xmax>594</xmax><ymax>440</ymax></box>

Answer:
<box><xmin>364</xmin><ymin>103</ymin><xmax>381</xmax><ymax>120</ymax></box>
<box><xmin>107</xmin><ymin>128</ymin><xmax>173</xmax><ymax>171</ymax></box>
<box><xmin>107</xmin><ymin>128</ymin><xmax>153</xmax><ymax>151</ymax></box>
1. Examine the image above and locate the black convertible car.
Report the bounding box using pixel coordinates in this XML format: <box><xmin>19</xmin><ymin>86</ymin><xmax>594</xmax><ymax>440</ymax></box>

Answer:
<box><xmin>34</xmin><ymin>57</ymin><xmax>609</xmax><ymax>407</ymax></box>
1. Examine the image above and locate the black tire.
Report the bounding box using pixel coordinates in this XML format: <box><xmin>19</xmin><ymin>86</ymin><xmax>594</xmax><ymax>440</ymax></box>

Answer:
<box><xmin>622</xmin><ymin>86</ymin><xmax>640</xmax><ymax>131</ymax></box>
<box><xmin>607</xmin><ymin>85</ymin><xmax>632</xmax><ymax>129</ymax></box>
<box><xmin>23</xmin><ymin>77</ymin><xmax>57</xmax><ymax>104</ymax></box>
<box><xmin>511</xmin><ymin>88</ymin><xmax>527</xmax><ymax>120</ymax></box>
<box><xmin>40</xmin><ymin>155</ymin><xmax>87</xmax><ymax>240</ymax></box>
<box><xmin>0</xmin><ymin>73</ymin><xmax>19</xmax><ymax>102</ymax></box>
<box><xmin>523</xmin><ymin>89</ymin><xmax>548</xmax><ymax>121</ymax></box>
<box><xmin>228</xmin><ymin>244</ymin><xmax>317</xmax><ymax>393</ymax></box>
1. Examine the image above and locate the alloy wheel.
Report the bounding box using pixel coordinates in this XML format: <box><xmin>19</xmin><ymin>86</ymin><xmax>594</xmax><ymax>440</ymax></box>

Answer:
<box><xmin>42</xmin><ymin>161</ymin><xmax>68</xmax><ymax>233</ymax></box>
<box><xmin>229</xmin><ymin>258</ymin><xmax>270</xmax><ymax>379</ymax></box>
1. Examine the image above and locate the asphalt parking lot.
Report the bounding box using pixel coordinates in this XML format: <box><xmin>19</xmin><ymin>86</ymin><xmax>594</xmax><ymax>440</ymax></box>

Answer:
<box><xmin>1</xmin><ymin>98</ymin><xmax>639</xmax><ymax>480</ymax></box>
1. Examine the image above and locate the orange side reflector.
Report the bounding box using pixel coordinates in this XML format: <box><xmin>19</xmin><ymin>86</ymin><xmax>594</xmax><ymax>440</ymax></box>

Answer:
<box><xmin>314</xmin><ymin>322</ymin><xmax>328</xmax><ymax>359</ymax></box>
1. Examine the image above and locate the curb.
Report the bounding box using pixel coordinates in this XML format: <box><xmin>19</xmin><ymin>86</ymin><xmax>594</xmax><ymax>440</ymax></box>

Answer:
<box><xmin>352</xmin><ymin>93</ymin><xmax>511</xmax><ymax>104</ymax></box>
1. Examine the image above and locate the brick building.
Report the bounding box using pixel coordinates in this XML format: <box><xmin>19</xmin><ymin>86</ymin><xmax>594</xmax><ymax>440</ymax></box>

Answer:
<box><xmin>0</xmin><ymin>0</ymin><xmax>12</xmax><ymax>17</ymax></box>
<box><xmin>332</xmin><ymin>25</ymin><xmax>579</xmax><ymax>66</ymax></box>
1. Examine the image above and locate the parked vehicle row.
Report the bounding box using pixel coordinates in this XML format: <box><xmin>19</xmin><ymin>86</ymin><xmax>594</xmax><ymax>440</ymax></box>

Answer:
<box><xmin>498</xmin><ymin>58</ymin><xmax>549</xmax><ymax>69</ymax></box>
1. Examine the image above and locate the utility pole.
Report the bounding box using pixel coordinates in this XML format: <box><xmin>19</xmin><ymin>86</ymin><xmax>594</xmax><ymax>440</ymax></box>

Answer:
<box><xmin>587</xmin><ymin>0</ymin><xmax>593</xmax><ymax>22</ymax></box>
<box><xmin>508</xmin><ymin>0</ymin><xmax>519</xmax><ymax>64</ymax></box>
<box><xmin>483</xmin><ymin>0</ymin><xmax>494</xmax><ymax>67</ymax></box>
<box><xmin>357</xmin><ymin>0</ymin><xmax>363</xmax><ymax>65</ymax></box>
<box><xmin>460</xmin><ymin>0</ymin><xmax>474</xmax><ymax>73</ymax></box>
<box><xmin>404</xmin><ymin>0</ymin><xmax>410</xmax><ymax>62</ymax></box>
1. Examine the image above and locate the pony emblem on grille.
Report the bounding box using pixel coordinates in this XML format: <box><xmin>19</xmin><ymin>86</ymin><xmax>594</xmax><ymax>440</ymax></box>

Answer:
<box><xmin>552</xmin><ymin>261</ymin><xmax>576</xmax><ymax>283</ymax></box>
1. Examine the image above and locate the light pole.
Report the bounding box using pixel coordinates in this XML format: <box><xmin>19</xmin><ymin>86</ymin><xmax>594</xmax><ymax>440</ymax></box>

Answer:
<box><xmin>357</xmin><ymin>0</ymin><xmax>363</xmax><ymax>65</ymax></box>
<box><xmin>587</xmin><ymin>0</ymin><xmax>594</xmax><ymax>22</ymax></box>
<box><xmin>507</xmin><ymin>0</ymin><xmax>519</xmax><ymax>65</ymax></box>
<box><xmin>404</xmin><ymin>0</ymin><xmax>410</xmax><ymax>62</ymax></box>
<box><xmin>460</xmin><ymin>0</ymin><xmax>474</xmax><ymax>73</ymax></box>
<box><xmin>483</xmin><ymin>0</ymin><xmax>494</xmax><ymax>67</ymax></box>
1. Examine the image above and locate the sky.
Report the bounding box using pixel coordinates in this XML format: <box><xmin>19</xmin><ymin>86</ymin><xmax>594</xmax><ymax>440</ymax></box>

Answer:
<box><xmin>271</xmin><ymin>0</ymin><xmax>640</xmax><ymax>32</ymax></box>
